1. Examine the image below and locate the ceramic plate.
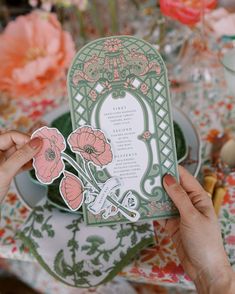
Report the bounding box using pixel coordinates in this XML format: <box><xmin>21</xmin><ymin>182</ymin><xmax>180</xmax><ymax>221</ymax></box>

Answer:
<box><xmin>14</xmin><ymin>105</ymin><xmax>201</xmax><ymax>210</ymax></box>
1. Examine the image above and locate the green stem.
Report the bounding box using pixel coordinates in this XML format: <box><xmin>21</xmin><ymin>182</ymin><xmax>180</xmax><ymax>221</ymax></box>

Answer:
<box><xmin>91</xmin><ymin>0</ymin><xmax>104</xmax><ymax>37</ymax></box>
<box><xmin>76</xmin><ymin>9</ymin><xmax>86</xmax><ymax>41</ymax></box>
<box><xmin>108</xmin><ymin>0</ymin><xmax>118</xmax><ymax>34</ymax></box>
<box><xmin>61</xmin><ymin>152</ymin><xmax>98</xmax><ymax>191</ymax></box>
<box><xmin>61</xmin><ymin>154</ymin><xmax>139</xmax><ymax>221</ymax></box>
<box><xmin>84</xmin><ymin>160</ymin><xmax>99</xmax><ymax>188</ymax></box>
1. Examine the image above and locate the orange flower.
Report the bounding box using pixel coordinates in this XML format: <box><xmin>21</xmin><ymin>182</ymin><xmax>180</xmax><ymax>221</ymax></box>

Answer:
<box><xmin>0</xmin><ymin>11</ymin><xmax>75</xmax><ymax>99</ymax></box>
<box><xmin>0</xmin><ymin>229</ymin><xmax>5</xmax><ymax>238</ymax></box>
<box><xmin>160</xmin><ymin>0</ymin><xmax>217</xmax><ymax>26</ymax></box>
<box><xmin>6</xmin><ymin>193</ymin><xmax>18</xmax><ymax>205</ymax></box>
<box><xmin>206</xmin><ymin>128</ymin><xmax>220</xmax><ymax>143</ymax></box>
<box><xmin>68</xmin><ymin>126</ymin><xmax>113</xmax><ymax>167</ymax></box>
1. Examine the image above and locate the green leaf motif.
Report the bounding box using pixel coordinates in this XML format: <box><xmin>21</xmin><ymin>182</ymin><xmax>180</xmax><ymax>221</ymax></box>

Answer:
<box><xmin>32</xmin><ymin>229</ymin><xmax>42</xmax><ymax>238</ymax></box>
<box><xmin>87</xmin><ymin>247</ymin><xmax>97</xmax><ymax>256</ymax></box>
<box><xmin>76</xmin><ymin>278</ymin><xmax>89</xmax><ymax>285</ymax></box>
<box><xmin>90</xmin><ymin>257</ymin><xmax>100</xmax><ymax>266</ymax></box>
<box><xmin>81</xmin><ymin>245</ymin><xmax>90</xmax><ymax>251</ymax></box>
<box><xmin>131</xmin><ymin>233</ymin><xmax>137</xmax><ymax>246</ymax></box>
<box><xmin>31</xmin><ymin>238</ymin><xmax>39</xmax><ymax>250</ymax></box>
<box><xmin>103</xmin><ymin>252</ymin><xmax>110</xmax><ymax>262</ymax></box>
<box><xmin>68</xmin><ymin>239</ymin><xmax>79</xmax><ymax>250</ymax></box>
<box><xmin>87</xmin><ymin>235</ymin><xmax>105</xmax><ymax>245</ymax></box>
<box><xmin>41</xmin><ymin>223</ymin><xmax>54</xmax><ymax>238</ymax></box>
<box><xmin>66</xmin><ymin>224</ymin><xmax>75</xmax><ymax>230</ymax></box>
<box><xmin>34</xmin><ymin>206</ymin><xmax>44</xmax><ymax>212</ymax></box>
<box><xmin>35</xmin><ymin>214</ymin><xmax>44</xmax><ymax>223</ymax></box>
<box><xmin>223</xmin><ymin>210</ymin><xmax>229</xmax><ymax>219</ymax></box>
<box><xmin>117</xmin><ymin>228</ymin><xmax>132</xmax><ymax>238</ymax></box>
<box><xmin>93</xmin><ymin>270</ymin><xmax>102</xmax><ymax>277</ymax></box>
<box><xmin>22</xmin><ymin>226</ymin><xmax>30</xmax><ymax>234</ymax></box>
<box><xmin>73</xmin><ymin>261</ymin><xmax>84</xmax><ymax>273</ymax></box>
<box><xmin>135</xmin><ymin>223</ymin><xmax>150</xmax><ymax>234</ymax></box>
<box><xmin>43</xmin><ymin>201</ymin><xmax>54</xmax><ymax>212</ymax></box>
<box><xmin>54</xmin><ymin>250</ymin><xmax>73</xmax><ymax>278</ymax></box>
<box><xmin>47</xmin><ymin>230</ymin><xmax>55</xmax><ymax>238</ymax></box>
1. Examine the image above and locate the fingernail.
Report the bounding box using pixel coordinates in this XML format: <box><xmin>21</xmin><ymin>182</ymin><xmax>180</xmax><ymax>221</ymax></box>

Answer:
<box><xmin>164</xmin><ymin>174</ymin><xmax>177</xmax><ymax>186</ymax></box>
<box><xmin>29</xmin><ymin>137</ymin><xmax>42</xmax><ymax>149</ymax></box>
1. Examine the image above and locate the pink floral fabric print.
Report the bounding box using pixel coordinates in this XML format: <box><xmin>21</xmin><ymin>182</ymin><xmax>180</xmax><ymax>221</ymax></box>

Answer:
<box><xmin>32</xmin><ymin>127</ymin><xmax>66</xmax><ymax>184</ymax></box>
<box><xmin>68</xmin><ymin>126</ymin><xmax>113</xmax><ymax>167</ymax></box>
<box><xmin>60</xmin><ymin>171</ymin><xmax>84</xmax><ymax>211</ymax></box>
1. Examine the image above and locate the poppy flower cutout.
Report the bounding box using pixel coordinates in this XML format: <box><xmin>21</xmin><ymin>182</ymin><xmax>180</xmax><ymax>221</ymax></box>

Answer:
<box><xmin>60</xmin><ymin>171</ymin><xmax>84</xmax><ymax>211</ymax></box>
<box><xmin>32</xmin><ymin>126</ymin><xmax>66</xmax><ymax>184</ymax></box>
<box><xmin>68</xmin><ymin>126</ymin><xmax>113</xmax><ymax>167</ymax></box>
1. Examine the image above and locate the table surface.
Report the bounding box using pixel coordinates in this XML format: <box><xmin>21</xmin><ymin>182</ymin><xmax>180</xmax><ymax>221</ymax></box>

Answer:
<box><xmin>0</xmin><ymin>39</ymin><xmax>235</xmax><ymax>292</ymax></box>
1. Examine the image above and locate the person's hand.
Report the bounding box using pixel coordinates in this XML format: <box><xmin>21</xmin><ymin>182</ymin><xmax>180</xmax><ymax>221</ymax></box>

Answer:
<box><xmin>0</xmin><ymin>131</ymin><xmax>42</xmax><ymax>203</ymax></box>
<box><xmin>162</xmin><ymin>166</ymin><xmax>235</xmax><ymax>294</ymax></box>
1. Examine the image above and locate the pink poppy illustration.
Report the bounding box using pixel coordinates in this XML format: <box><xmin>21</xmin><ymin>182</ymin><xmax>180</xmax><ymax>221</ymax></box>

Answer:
<box><xmin>60</xmin><ymin>171</ymin><xmax>84</xmax><ymax>211</ymax></box>
<box><xmin>32</xmin><ymin>127</ymin><xmax>66</xmax><ymax>184</ymax></box>
<box><xmin>68</xmin><ymin>126</ymin><xmax>113</xmax><ymax>167</ymax></box>
<box><xmin>103</xmin><ymin>39</ymin><xmax>122</xmax><ymax>52</ymax></box>
<box><xmin>142</xmin><ymin>131</ymin><xmax>151</xmax><ymax>140</ymax></box>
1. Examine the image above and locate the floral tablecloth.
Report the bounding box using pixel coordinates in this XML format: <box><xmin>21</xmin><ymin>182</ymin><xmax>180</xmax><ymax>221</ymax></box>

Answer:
<box><xmin>0</xmin><ymin>43</ymin><xmax>235</xmax><ymax>293</ymax></box>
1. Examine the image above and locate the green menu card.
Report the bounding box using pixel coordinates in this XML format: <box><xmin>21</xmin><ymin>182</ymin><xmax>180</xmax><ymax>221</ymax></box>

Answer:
<box><xmin>67</xmin><ymin>36</ymin><xmax>179</xmax><ymax>226</ymax></box>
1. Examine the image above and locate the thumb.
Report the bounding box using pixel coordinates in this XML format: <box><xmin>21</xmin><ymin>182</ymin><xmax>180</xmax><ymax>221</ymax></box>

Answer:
<box><xmin>163</xmin><ymin>173</ymin><xmax>196</xmax><ymax>218</ymax></box>
<box><xmin>0</xmin><ymin>137</ymin><xmax>42</xmax><ymax>181</ymax></box>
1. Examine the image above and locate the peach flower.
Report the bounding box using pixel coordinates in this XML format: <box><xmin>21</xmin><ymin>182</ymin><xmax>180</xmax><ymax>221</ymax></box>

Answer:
<box><xmin>0</xmin><ymin>10</ymin><xmax>75</xmax><ymax>99</ymax></box>
<box><xmin>60</xmin><ymin>171</ymin><xmax>84</xmax><ymax>211</ymax></box>
<box><xmin>32</xmin><ymin>126</ymin><xmax>66</xmax><ymax>184</ymax></box>
<box><xmin>68</xmin><ymin>126</ymin><xmax>113</xmax><ymax>167</ymax></box>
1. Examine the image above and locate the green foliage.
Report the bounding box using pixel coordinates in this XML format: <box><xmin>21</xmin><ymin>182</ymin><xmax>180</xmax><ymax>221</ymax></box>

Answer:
<box><xmin>117</xmin><ymin>228</ymin><xmax>132</xmax><ymax>238</ymax></box>
<box><xmin>131</xmin><ymin>233</ymin><xmax>137</xmax><ymax>246</ymax></box>
<box><xmin>174</xmin><ymin>122</ymin><xmax>187</xmax><ymax>161</ymax></box>
<box><xmin>54</xmin><ymin>250</ymin><xmax>73</xmax><ymax>278</ymax></box>
<box><xmin>32</xmin><ymin>229</ymin><xmax>42</xmax><ymax>238</ymax></box>
<box><xmin>135</xmin><ymin>223</ymin><xmax>150</xmax><ymax>233</ymax></box>
<box><xmin>68</xmin><ymin>239</ymin><xmax>79</xmax><ymax>250</ymax></box>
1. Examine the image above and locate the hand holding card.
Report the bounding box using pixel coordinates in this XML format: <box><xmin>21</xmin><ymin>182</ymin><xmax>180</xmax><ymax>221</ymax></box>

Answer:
<box><xmin>32</xmin><ymin>35</ymin><xmax>179</xmax><ymax>226</ymax></box>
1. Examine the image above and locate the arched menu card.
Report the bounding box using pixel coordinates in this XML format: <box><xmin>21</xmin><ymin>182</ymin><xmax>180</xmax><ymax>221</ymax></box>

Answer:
<box><xmin>67</xmin><ymin>36</ymin><xmax>179</xmax><ymax>226</ymax></box>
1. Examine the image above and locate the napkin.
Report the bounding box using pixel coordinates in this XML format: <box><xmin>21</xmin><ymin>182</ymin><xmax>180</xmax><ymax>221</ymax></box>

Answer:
<box><xmin>18</xmin><ymin>199</ymin><xmax>154</xmax><ymax>287</ymax></box>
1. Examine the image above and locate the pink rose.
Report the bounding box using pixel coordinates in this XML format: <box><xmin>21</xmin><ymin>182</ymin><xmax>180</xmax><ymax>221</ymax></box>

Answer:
<box><xmin>68</xmin><ymin>126</ymin><xmax>113</xmax><ymax>167</ymax></box>
<box><xmin>0</xmin><ymin>11</ymin><xmax>75</xmax><ymax>99</ymax></box>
